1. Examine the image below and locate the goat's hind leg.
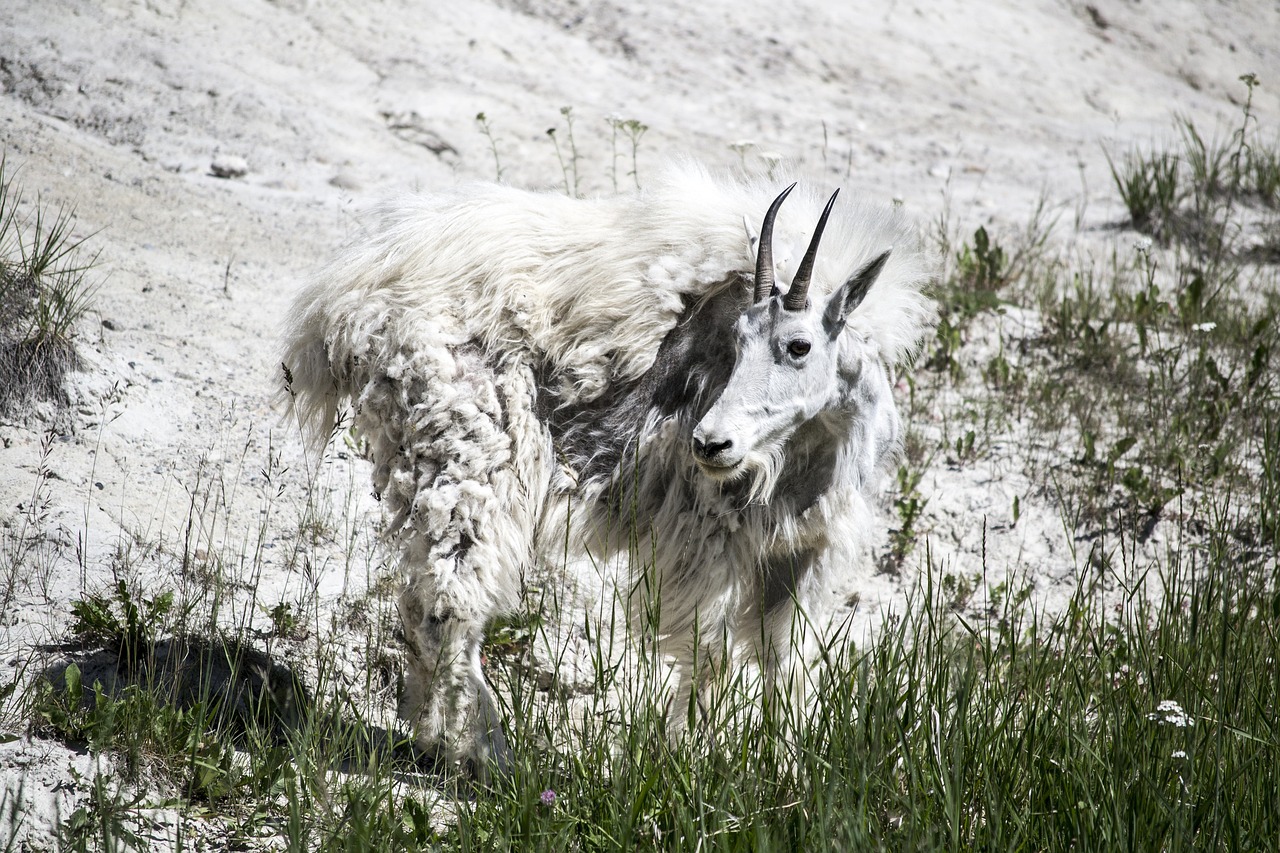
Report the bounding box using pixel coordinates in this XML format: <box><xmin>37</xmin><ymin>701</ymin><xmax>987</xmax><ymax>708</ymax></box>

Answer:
<box><xmin>372</xmin><ymin>349</ymin><xmax>546</xmax><ymax>777</ymax></box>
<box><xmin>398</xmin><ymin>579</ymin><xmax>510</xmax><ymax>776</ymax></box>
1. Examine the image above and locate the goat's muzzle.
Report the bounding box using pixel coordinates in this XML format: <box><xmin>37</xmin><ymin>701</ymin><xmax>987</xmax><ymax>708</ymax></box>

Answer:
<box><xmin>691</xmin><ymin>427</ymin><xmax>742</xmax><ymax>476</ymax></box>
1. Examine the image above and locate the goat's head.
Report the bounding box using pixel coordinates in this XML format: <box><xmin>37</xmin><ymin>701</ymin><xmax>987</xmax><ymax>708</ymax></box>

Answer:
<box><xmin>691</xmin><ymin>184</ymin><xmax>890</xmax><ymax>492</ymax></box>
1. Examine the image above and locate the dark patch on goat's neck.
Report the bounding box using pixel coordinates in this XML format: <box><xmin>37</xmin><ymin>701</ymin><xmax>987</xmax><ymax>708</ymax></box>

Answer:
<box><xmin>543</xmin><ymin>281</ymin><xmax>746</xmax><ymax>487</ymax></box>
<box><xmin>760</xmin><ymin>547</ymin><xmax>820</xmax><ymax>615</ymax></box>
<box><xmin>770</xmin><ymin>414</ymin><xmax>845</xmax><ymax>514</ymax></box>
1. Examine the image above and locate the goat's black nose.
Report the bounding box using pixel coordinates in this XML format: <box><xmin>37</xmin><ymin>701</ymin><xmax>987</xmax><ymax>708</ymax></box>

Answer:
<box><xmin>692</xmin><ymin>436</ymin><xmax>733</xmax><ymax>460</ymax></box>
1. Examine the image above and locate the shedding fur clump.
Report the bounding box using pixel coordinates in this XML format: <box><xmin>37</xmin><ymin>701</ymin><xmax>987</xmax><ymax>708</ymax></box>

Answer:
<box><xmin>280</xmin><ymin>163</ymin><xmax>935</xmax><ymax>774</ymax></box>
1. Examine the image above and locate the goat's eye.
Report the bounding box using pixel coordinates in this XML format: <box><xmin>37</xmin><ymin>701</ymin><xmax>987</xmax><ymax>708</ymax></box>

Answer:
<box><xmin>787</xmin><ymin>340</ymin><xmax>811</xmax><ymax>358</ymax></box>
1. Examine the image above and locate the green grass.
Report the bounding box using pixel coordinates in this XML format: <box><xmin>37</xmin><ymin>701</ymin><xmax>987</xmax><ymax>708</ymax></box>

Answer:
<box><xmin>16</xmin><ymin>515</ymin><xmax>1276</xmax><ymax>851</ymax></box>
<box><xmin>463</xmin><ymin>513</ymin><xmax>1278</xmax><ymax>851</ymax></box>
<box><xmin>1107</xmin><ymin>74</ymin><xmax>1277</xmax><ymax>265</ymax></box>
<box><xmin>0</xmin><ymin>155</ymin><xmax>100</xmax><ymax>419</ymax></box>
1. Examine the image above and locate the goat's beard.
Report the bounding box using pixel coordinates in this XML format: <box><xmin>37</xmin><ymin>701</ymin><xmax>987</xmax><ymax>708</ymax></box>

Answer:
<box><xmin>697</xmin><ymin>445</ymin><xmax>785</xmax><ymax>506</ymax></box>
<box><xmin>741</xmin><ymin>445</ymin><xmax>785</xmax><ymax>504</ymax></box>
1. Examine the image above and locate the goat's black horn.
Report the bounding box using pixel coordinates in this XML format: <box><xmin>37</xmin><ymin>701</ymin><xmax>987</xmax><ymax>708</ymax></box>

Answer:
<box><xmin>784</xmin><ymin>189</ymin><xmax>839</xmax><ymax>311</ymax></box>
<box><xmin>754</xmin><ymin>183</ymin><xmax>796</xmax><ymax>303</ymax></box>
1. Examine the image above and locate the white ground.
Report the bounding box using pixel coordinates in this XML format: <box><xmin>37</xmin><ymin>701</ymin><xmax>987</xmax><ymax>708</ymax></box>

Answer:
<box><xmin>1</xmin><ymin>0</ymin><xmax>1277</xmax><ymax>847</ymax></box>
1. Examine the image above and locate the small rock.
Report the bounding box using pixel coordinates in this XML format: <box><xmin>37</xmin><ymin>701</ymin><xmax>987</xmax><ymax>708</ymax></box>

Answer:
<box><xmin>329</xmin><ymin>171</ymin><xmax>362</xmax><ymax>191</ymax></box>
<box><xmin>210</xmin><ymin>155</ymin><xmax>249</xmax><ymax>179</ymax></box>
<box><xmin>381</xmin><ymin>111</ymin><xmax>458</xmax><ymax>157</ymax></box>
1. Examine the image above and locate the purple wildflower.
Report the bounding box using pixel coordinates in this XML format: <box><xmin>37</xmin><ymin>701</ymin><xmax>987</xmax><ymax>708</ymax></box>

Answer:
<box><xmin>540</xmin><ymin>789</ymin><xmax>557</xmax><ymax>807</ymax></box>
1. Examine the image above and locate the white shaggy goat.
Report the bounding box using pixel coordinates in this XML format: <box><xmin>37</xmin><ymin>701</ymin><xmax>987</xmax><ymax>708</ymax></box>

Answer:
<box><xmin>280</xmin><ymin>165</ymin><xmax>934</xmax><ymax>774</ymax></box>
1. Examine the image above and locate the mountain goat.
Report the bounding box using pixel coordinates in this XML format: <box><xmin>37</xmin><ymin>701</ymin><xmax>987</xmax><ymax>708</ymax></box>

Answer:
<box><xmin>280</xmin><ymin>164</ymin><xmax>933</xmax><ymax>774</ymax></box>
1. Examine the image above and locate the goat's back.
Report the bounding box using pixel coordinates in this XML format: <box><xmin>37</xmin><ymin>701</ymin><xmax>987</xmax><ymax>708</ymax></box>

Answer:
<box><xmin>279</xmin><ymin>165</ymin><xmax>934</xmax><ymax>448</ymax></box>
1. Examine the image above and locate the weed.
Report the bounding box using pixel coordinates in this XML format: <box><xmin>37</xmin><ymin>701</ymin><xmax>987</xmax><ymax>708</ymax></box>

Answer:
<box><xmin>955</xmin><ymin>225</ymin><xmax>1008</xmax><ymax>292</ymax></box>
<box><xmin>547</xmin><ymin>106</ymin><xmax>581</xmax><ymax>197</ymax></box>
<box><xmin>1108</xmin><ymin>74</ymin><xmax>1278</xmax><ymax>268</ymax></box>
<box><xmin>1109</xmin><ymin>147</ymin><xmax>1181</xmax><ymax>239</ymax></box>
<box><xmin>607</xmin><ymin>116</ymin><xmax>648</xmax><ymax>190</ymax></box>
<box><xmin>887</xmin><ymin>463</ymin><xmax>929</xmax><ymax>567</ymax></box>
<box><xmin>53</xmin><ymin>770</ymin><xmax>151</xmax><ymax>853</ymax></box>
<box><xmin>728</xmin><ymin>139</ymin><xmax>756</xmax><ymax>172</ymax></box>
<box><xmin>1246</xmin><ymin>141</ymin><xmax>1280</xmax><ymax>207</ymax></box>
<box><xmin>476</xmin><ymin>109</ymin><xmax>650</xmax><ymax>194</ymax></box>
<box><xmin>0</xmin><ymin>156</ymin><xmax>101</xmax><ymax>418</ymax></box>
<box><xmin>69</xmin><ymin>578</ymin><xmax>174</xmax><ymax>662</ymax></box>
<box><xmin>0</xmin><ymin>430</ymin><xmax>57</xmax><ymax>616</ymax></box>
<box><xmin>929</xmin><ymin>204</ymin><xmax>1056</xmax><ymax>381</ymax></box>
<box><xmin>475</xmin><ymin>112</ymin><xmax>505</xmax><ymax>182</ymax></box>
<box><xmin>265</xmin><ymin>600</ymin><xmax>303</xmax><ymax>640</ymax></box>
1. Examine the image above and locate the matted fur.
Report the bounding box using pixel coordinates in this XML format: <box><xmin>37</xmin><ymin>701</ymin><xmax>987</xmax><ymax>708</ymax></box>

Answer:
<box><xmin>280</xmin><ymin>163</ymin><xmax>934</xmax><ymax>772</ymax></box>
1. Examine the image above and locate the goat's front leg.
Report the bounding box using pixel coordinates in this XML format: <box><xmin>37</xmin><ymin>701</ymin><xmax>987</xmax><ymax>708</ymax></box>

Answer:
<box><xmin>754</xmin><ymin>545</ymin><xmax>833</xmax><ymax>739</ymax></box>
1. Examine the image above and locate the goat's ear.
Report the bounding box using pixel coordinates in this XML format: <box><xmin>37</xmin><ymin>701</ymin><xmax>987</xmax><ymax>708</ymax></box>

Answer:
<box><xmin>823</xmin><ymin>249</ymin><xmax>890</xmax><ymax>336</ymax></box>
<box><xmin>742</xmin><ymin>215</ymin><xmax>759</xmax><ymax>254</ymax></box>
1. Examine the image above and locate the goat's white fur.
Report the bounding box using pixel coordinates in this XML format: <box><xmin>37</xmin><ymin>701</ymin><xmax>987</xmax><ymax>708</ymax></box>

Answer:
<box><xmin>281</xmin><ymin>163</ymin><xmax>934</xmax><ymax>772</ymax></box>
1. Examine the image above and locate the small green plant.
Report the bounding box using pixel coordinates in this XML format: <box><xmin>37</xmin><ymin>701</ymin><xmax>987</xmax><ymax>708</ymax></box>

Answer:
<box><xmin>547</xmin><ymin>106</ymin><xmax>581</xmax><ymax>198</ymax></box>
<box><xmin>940</xmin><ymin>570</ymin><xmax>975</xmax><ymax>610</ymax></box>
<box><xmin>955</xmin><ymin>225</ymin><xmax>1009</xmax><ymax>292</ymax></box>
<box><xmin>926</xmin><ymin>313</ymin><xmax>965</xmax><ymax>379</ymax></box>
<box><xmin>33</xmin><ymin>662</ymin><xmax>286</xmax><ymax>803</ymax></box>
<box><xmin>53</xmin><ymin>770</ymin><xmax>151</xmax><ymax>853</ymax></box>
<box><xmin>70</xmin><ymin>578</ymin><xmax>174</xmax><ymax>664</ymax></box>
<box><xmin>1106</xmin><ymin>147</ymin><xmax>1181</xmax><ymax>239</ymax></box>
<box><xmin>1246</xmin><ymin>141</ymin><xmax>1280</xmax><ymax>207</ymax></box>
<box><xmin>607</xmin><ymin>115</ymin><xmax>648</xmax><ymax>191</ymax></box>
<box><xmin>952</xmin><ymin>428</ymin><xmax>976</xmax><ymax>462</ymax></box>
<box><xmin>0</xmin><ymin>156</ymin><xmax>101</xmax><ymax>418</ymax></box>
<box><xmin>887</xmin><ymin>464</ymin><xmax>928</xmax><ymax>566</ymax></box>
<box><xmin>475</xmin><ymin>112</ymin><xmax>505</xmax><ymax>182</ymax></box>
<box><xmin>0</xmin><ymin>429</ymin><xmax>56</xmax><ymax>616</ymax></box>
<box><xmin>265</xmin><ymin>600</ymin><xmax>303</xmax><ymax>639</ymax></box>
<box><xmin>483</xmin><ymin>603</ymin><xmax>543</xmax><ymax>664</ymax></box>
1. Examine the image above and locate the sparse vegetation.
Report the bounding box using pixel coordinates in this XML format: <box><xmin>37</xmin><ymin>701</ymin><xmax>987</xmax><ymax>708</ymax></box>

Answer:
<box><xmin>475</xmin><ymin>108</ymin><xmax>650</xmax><ymax>192</ymax></box>
<box><xmin>547</xmin><ymin>106</ymin><xmax>582</xmax><ymax>198</ymax></box>
<box><xmin>0</xmin><ymin>157</ymin><xmax>100</xmax><ymax>420</ymax></box>
<box><xmin>475</xmin><ymin>112</ymin><xmax>506</xmax><ymax>183</ymax></box>
<box><xmin>607</xmin><ymin>115</ymin><xmax>648</xmax><ymax>191</ymax></box>
<box><xmin>1108</xmin><ymin>73</ymin><xmax>1276</xmax><ymax>264</ymax></box>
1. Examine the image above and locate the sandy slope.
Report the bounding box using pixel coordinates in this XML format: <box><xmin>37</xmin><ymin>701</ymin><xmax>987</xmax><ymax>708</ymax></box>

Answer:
<box><xmin>1</xmin><ymin>0</ymin><xmax>1277</xmax><ymax>844</ymax></box>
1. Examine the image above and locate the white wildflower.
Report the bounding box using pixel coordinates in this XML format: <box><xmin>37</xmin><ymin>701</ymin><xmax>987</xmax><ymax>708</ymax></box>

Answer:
<box><xmin>1191</xmin><ymin>322</ymin><xmax>1216</xmax><ymax>333</ymax></box>
<box><xmin>1148</xmin><ymin>699</ymin><xmax>1194</xmax><ymax>728</ymax></box>
<box><xmin>1171</xmin><ymin>750</ymin><xmax>1188</xmax><ymax>759</ymax></box>
<box><xmin>1134</xmin><ymin>237</ymin><xmax>1153</xmax><ymax>253</ymax></box>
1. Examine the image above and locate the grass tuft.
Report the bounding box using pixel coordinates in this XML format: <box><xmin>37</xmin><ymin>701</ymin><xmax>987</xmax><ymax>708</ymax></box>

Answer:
<box><xmin>0</xmin><ymin>156</ymin><xmax>100</xmax><ymax>420</ymax></box>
